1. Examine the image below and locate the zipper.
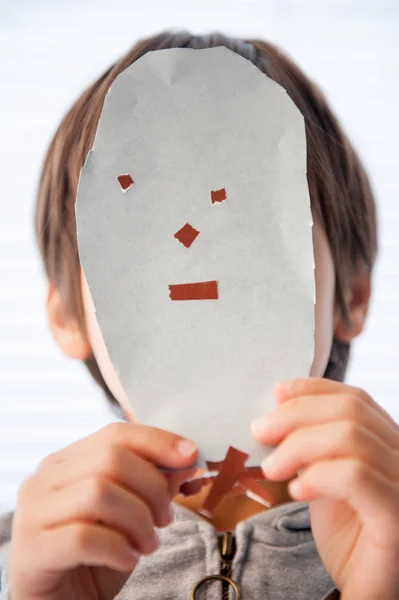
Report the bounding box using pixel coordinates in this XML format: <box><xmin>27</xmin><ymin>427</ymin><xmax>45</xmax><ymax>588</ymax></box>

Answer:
<box><xmin>219</xmin><ymin>532</ymin><xmax>237</xmax><ymax>600</ymax></box>
<box><xmin>190</xmin><ymin>531</ymin><xmax>240</xmax><ymax>599</ymax></box>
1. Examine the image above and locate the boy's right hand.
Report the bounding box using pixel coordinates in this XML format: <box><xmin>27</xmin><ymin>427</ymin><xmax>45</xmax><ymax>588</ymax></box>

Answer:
<box><xmin>8</xmin><ymin>422</ymin><xmax>198</xmax><ymax>600</ymax></box>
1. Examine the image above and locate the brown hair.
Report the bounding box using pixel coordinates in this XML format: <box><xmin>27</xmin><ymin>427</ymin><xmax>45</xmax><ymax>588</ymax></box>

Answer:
<box><xmin>35</xmin><ymin>31</ymin><xmax>377</xmax><ymax>411</ymax></box>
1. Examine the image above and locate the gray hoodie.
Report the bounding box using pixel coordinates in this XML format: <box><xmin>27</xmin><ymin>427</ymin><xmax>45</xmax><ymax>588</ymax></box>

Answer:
<box><xmin>0</xmin><ymin>501</ymin><xmax>340</xmax><ymax>599</ymax></box>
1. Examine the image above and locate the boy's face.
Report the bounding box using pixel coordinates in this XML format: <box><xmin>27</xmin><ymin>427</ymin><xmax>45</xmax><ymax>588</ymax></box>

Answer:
<box><xmin>81</xmin><ymin>223</ymin><xmax>336</xmax><ymax>419</ymax></box>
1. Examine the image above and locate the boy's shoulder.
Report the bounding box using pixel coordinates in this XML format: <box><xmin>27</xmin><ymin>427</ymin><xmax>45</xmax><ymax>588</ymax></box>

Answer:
<box><xmin>0</xmin><ymin>512</ymin><xmax>13</xmax><ymax>562</ymax></box>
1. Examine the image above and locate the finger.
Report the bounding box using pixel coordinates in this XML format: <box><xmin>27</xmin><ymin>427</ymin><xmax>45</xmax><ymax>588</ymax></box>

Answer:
<box><xmin>41</xmin><ymin>444</ymin><xmax>173</xmax><ymax>528</ymax></box>
<box><xmin>261</xmin><ymin>421</ymin><xmax>398</xmax><ymax>482</ymax></box>
<box><xmin>252</xmin><ymin>393</ymin><xmax>399</xmax><ymax>450</ymax></box>
<box><xmin>37</xmin><ymin>422</ymin><xmax>198</xmax><ymax>471</ymax></box>
<box><xmin>42</xmin><ymin>477</ymin><xmax>160</xmax><ymax>555</ymax></box>
<box><xmin>288</xmin><ymin>458</ymin><xmax>399</xmax><ymax>550</ymax></box>
<box><xmin>275</xmin><ymin>378</ymin><xmax>399</xmax><ymax>431</ymax></box>
<box><xmin>36</xmin><ymin>521</ymin><xmax>141</xmax><ymax>573</ymax></box>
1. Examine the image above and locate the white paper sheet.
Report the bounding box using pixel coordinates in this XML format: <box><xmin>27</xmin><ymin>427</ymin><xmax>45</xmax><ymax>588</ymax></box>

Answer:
<box><xmin>76</xmin><ymin>46</ymin><xmax>315</xmax><ymax>467</ymax></box>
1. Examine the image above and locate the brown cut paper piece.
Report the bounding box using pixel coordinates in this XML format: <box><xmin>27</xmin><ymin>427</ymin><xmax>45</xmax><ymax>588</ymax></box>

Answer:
<box><xmin>237</xmin><ymin>470</ymin><xmax>272</xmax><ymax>508</ymax></box>
<box><xmin>199</xmin><ymin>446</ymin><xmax>248</xmax><ymax>517</ymax></box>
<box><xmin>174</xmin><ymin>223</ymin><xmax>200</xmax><ymax>248</ymax></box>
<box><xmin>206</xmin><ymin>460</ymin><xmax>223</xmax><ymax>471</ymax></box>
<box><xmin>210</xmin><ymin>187</ymin><xmax>227</xmax><ymax>204</ymax></box>
<box><xmin>205</xmin><ymin>462</ymin><xmax>265</xmax><ymax>478</ymax></box>
<box><xmin>168</xmin><ymin>280</ymin><xmax>218</xmax><ymax>301</ymax></box>
<box><xmin>180</xmin><ymin>476</ymin><xmax>213</xmax><ymax>496</ymax></box>
<box><xmin>180</xmin><ymin>476</ymin><xmax>247</xmax><ymax>498</ymax></box>
<box><xmin>117</xmin><ymin>173</ymin><xmax>134</xmax><ymax>192</ymax></box>
<box><xmin>245</xmin><ymin>466</ymin><xmax>266</xmax><ymax>480</ymax></box>
<box><xmin>204</xmin><ymin>462</ymin><xmax>264</xmax><ymax>477</ymax></box>
<box><xmin>180</xmin><ymin>466</ymin><xmax>265</xmax><ymax>498</ymax></box>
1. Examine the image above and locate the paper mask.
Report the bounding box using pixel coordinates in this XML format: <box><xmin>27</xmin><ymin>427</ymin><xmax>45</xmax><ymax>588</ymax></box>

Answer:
<box><xmin>75</xmin><ymin>46</ymin><xmax>315</xmax><ymax>469</ymax></box>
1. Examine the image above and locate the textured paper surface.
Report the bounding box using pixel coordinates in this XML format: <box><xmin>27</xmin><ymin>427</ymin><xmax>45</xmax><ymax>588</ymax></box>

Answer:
<box><xmin>76</xmin><ymin>47</ymin><xmax>315</xmax><ymax>467</ymax></box>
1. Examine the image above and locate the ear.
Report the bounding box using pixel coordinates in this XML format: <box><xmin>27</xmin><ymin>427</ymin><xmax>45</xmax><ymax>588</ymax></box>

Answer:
<box><xmin>47</xmin><ymin>283</ymin><xmax>90</xmax><ymax>360</ymax></box>
<box><xmin>334</xmin><ymin>265</ymin><xmax>371</xmax><ymax>343</ymax></box>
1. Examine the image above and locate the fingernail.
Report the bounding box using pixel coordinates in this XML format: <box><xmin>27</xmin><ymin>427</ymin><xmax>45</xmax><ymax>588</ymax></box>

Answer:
<box><xmin>289</xmin><ymin>478</ymin><xmax>303</xmax><ymax>497</ymax></box>
<box><xmin>151</xmin><ymin>530</ymin><xmax>161</xmax><ymax>551</ymax></box>
<box><xmin>142</xmin><ymin>530</ymin><xmax>160</xmax><ymax>555</ymax></box>
<box><xmin>176</xmin><ymin>439</ymin><xmax>197</xmax><ymax>457</ymax></box>
<box><xmin>129</xmin><ymin>547</ymin><xmax>141</xmax><ymax>561</ymax></box>
<box><xmin>161</xmin><ymin>503</ymin><xmax>175</xmax><ymax>526</ymax></box>
<box><xmin>262</xmin><ymin>451</ymin><xmax>276</xmax><ymax>472</ymax></box>
<box><xmin>168</xmin><ymin>503</ymin><xmax>175</xmax><ymax>522</ymax></box>
<box><xmin>275</xmin><ymin>381</ymin><xmax>292</xmax><ymax>394</ymax></box>
<box><xmin>251</xmin><ymin>414</ymin><xmax>273</xmax><ymax>437</ymax></box>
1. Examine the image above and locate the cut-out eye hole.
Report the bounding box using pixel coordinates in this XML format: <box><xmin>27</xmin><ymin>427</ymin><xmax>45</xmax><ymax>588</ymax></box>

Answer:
<box><xmin>117</xmin><ymin>174</ymin><xmax>134</xmax><ymax>192</ymax></box>
<box><xmin>174</xmin><ymin>223</ymin><xmax>200</xmax><ymax>248</ymax></box>
<box><xmin>210</xmin><ymin>187</ymin><xmax>227</xmax><ymax>204</ymax></box>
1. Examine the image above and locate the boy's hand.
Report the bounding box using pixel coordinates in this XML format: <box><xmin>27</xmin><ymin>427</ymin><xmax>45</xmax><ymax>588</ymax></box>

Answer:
<box><xmin>252</xmin><ymin>378</ymin><xmax>399</xmax><ymax>600</ymax></box>
<box><xmin>8</xmin><ymin>422</ymin><xmax>197</xmax><ymax>600</ymax></box>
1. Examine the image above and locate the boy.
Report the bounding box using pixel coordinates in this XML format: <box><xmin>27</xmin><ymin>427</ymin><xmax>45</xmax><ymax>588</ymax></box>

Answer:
<box><xmin>1</xmin><ymin>32</ymin><xmax>398</xmax><ymax>600</ymax></box>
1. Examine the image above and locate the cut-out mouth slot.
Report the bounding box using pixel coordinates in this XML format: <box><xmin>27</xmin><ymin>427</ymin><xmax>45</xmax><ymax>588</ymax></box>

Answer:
<box><xmin>168</xmin><ymin>280</ymin><xmax>219</xmax><ymax>301</ymax></box>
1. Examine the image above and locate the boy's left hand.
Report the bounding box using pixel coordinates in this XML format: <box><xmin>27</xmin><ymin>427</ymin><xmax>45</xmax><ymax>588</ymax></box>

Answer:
<box><xmin>252</xmin><ymin>378</ymin><xmax>399</xmax><ymax>600</ymax></box>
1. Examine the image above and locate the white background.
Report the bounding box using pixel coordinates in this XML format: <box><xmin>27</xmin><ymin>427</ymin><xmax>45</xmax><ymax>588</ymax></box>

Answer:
<box><xmin>0</xmin><ymin>0</ymin><xmax>398</xmax><ymax>512</ymax></box>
